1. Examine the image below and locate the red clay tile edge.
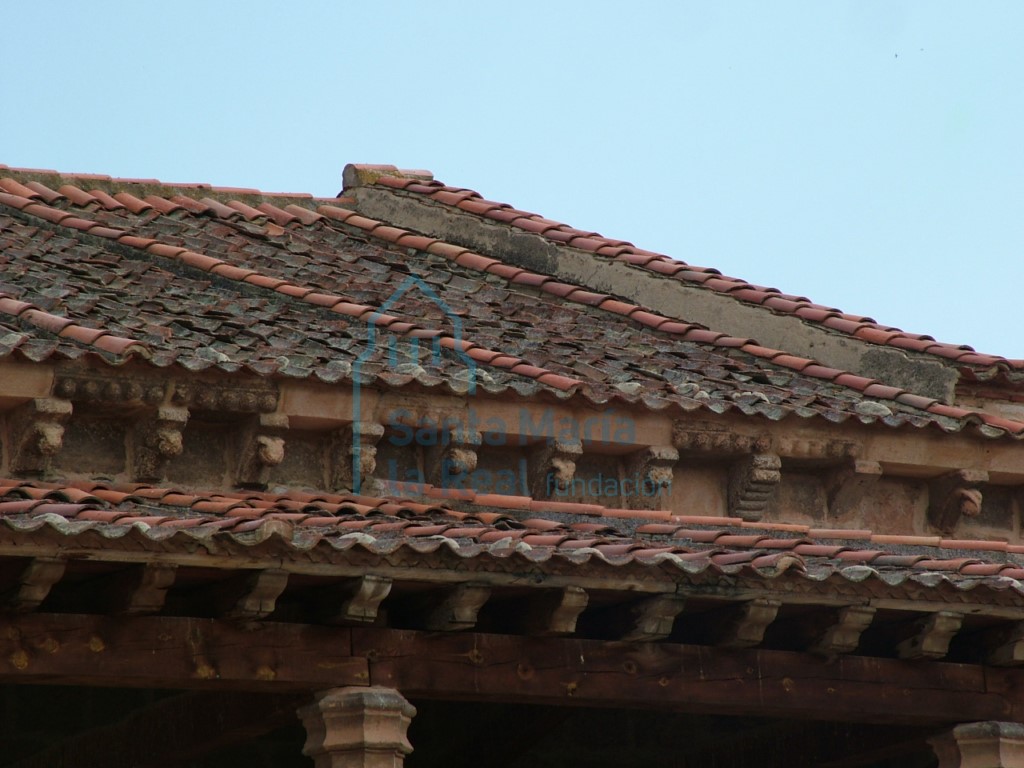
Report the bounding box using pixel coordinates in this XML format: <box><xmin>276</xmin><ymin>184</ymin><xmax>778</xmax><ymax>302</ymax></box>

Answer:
<box><xmin>363</xmin><ymin>171</ymin><xmax>1024</xmax><ymax>374</ymax></box>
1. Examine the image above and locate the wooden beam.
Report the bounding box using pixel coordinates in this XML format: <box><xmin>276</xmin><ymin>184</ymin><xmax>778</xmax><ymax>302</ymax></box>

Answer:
<box><xmin>0</xmin><ymin>613</ymin><xmax>1020</xmax><ymax>725</ymax></box>
<box><xmin>7</xmin><ymin>691</ymin><xmax>304</xmax><ymax>768</ymax></box>
<box><xmin>0</xmin><ymin>613</ymin><xmax>367</xmax><ymax>690</ymax></box>
<box><xmin>358</xmin><ymin>629</ymin><xmax>1022</xmax><ymax>725</ymax></box>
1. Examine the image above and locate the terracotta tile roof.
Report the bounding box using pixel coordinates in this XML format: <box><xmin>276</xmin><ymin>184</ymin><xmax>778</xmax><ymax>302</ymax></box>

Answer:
<box><xmin>363</xmin><ymin>167</ymin><xmax>1024</xmax><ymax>378</ymax></box>
<box><xmin>2</xmin><ymin>478</ymin><xmax>1022</xmax><ymax>596</ymax></box>
<box><xmin>1</xmin><ymin>167</ymin><xmax>1023</xmax><ymax>439</ymax></box>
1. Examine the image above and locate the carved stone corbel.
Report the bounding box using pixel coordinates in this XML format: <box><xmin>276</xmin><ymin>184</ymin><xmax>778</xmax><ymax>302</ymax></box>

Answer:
<box><xmin>330</xmin><ymin>423</ymin><xmax>385</xmax><ymax>493</ymax></box>
<box><xmin>927</xmin><ymin>469</ymin><xmax>987</xmax><ymax>534</ymax></box>
<box><xmin>621</xmin><ymin>594</ymin><xmax>687</xmax><ymax>642</ymax></box>
<box><xmin>811</xmin><ymin>605</ymin><xmax>876</xmax><ymax>657</ymax></box>
<box><xmin>728</xmin><ymin>453</ymin><xmax>781</xmax><ymax>521</ymax></box>
<box><xmin>425</xmin><ymin>430</ymin><xmax>481</xmax><ymax>490</ymax></box>
<box><xmin>1</xmin><ymin>557</ymin><xmax>66</xmax><ymax>612</ymax></box>
<box><xmin>897</xmin><ymin>611</ymin><xmax>963</xmax><ymax>660</ymax></box>
<box><xmin>526</xmin><ymin>438</ymin><xmax>583</xmax><ymax>498</ymax></box>
<box><xmin>322</xmin><ymin>575</ymin><xmax>393</xmax><ymax>625</ymax></box>
<box><xmin>226</xmin><ymin>569</ymin><xmax>290</xmax><ymax>621</ymax></box>
<box><xmin>7</xmin><ymin>397</ymin><xmax>72</xmax><ymax>475</ymax></box>
<box><xmin>720</xmin><ymin>598</ymin><xmax>781</xmax><ymax>648</ymax></box>
<box><xmin>523</xmin><ymin>586</ymin><xmax>589</xmax><ymax>637</ymax></box>
<box><xmin>423</xmin><ymin>584</ymin><xmax>491</xmax><ymax>631</ymax></box>
<box><xmin>130</xmin><ymin>406</ymin><xmax>189</xmax><ymax>482</ymax></box>
<box><xmin>826</xmin><ymin>459</ymin><xmax>883</xmax><ymax>519</ymax></box>
<box><xmin>120</xmin><ymin>563</ymin><xmax>178</xmax><ymax>615</ymax></box>
<box><xmin>624</xmin><ymin>445</ymin><xmax>678</xmax><ymax>509</ymax></box>
<box><xmin>235</xmin><ymin>413</ymin><xmax>289</xmax><ymax>488</ymax></box>
<box><xmin>988</xmin><ymin>623</ymin><xmax>1024</xmax><ymax>667</ymax></box>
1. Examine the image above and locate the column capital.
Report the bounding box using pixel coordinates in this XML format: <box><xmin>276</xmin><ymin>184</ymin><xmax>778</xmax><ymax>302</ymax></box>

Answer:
<box><xmin>299</xmin><ymin>686</ymin><xmax>416</xmax><ymax>768</ymax></box>
<box><xmin>931</xmin><ymin>721</ymin><xmax>1024</xmax><ymax>768</ymax></box>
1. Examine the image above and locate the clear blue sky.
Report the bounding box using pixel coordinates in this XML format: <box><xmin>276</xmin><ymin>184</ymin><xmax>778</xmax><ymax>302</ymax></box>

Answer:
<box><xmin>4</xmin><ymin>2</ymin><xmax>1023</xmax><ymax>356</ymax></box>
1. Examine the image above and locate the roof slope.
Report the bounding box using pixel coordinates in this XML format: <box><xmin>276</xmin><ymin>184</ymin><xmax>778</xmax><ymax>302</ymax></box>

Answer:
<box><xmin>360</xmin><ymin>166</ymin><xmax>1023</xmax><ymax>378</ymax></box>
<box><xmin>1</xmin><ymin>164</ymin><xmax>1023</xmax><ymax>652</ymax></box>
<box><xmin>0</xmin><ymin>166</ymin><xmax>1020</xmax><ymax>438</ymax></box>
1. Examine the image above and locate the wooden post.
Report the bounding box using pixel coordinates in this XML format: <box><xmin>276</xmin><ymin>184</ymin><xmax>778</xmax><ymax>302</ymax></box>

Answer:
<box><xmin>298</xmin><ymin>687</ymin><xmax>416</xmax><ymax>768</ymax></box>
<box><xmin>930</xmin><ymin>722</ymin><xmax>1024</xmax><ymax>768</ymax></box>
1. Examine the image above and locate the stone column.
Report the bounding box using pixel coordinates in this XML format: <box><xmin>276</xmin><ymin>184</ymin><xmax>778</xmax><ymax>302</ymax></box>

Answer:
<box><xmin>930</xmin><ymin>722</ymin><xmax>1024</xmax><ymax>768</ymax></box>
<box><xmin>298</xmin><ymin>687</ymin><xmax>416</xmax><ymax>768</ymax></box>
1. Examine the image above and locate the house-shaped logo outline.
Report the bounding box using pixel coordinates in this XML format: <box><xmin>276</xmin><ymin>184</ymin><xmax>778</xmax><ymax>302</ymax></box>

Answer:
<box><xmin>351</xmin><ymin>274</ymin><xmax>478</xmax><ymax>493</ymax></box>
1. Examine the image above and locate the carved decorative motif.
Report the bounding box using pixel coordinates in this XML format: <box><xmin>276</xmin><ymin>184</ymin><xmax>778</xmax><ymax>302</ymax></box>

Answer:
<box><xmin>55</xmin><ymin>373</ymin><xmax>278</xmax><ymax>412</ymax></box>
<box><xmin>130</xmin><ymin>406</ymin><xmax>189</xmax><ymax>482</ymax></box>
<box><xmin>235</xmin><ymin>414</ymin><xmax>289</xmax><ymax>488</ymax></box>
<box><xmin>55</xmin><ymin>373</ymin><xmax>164</xmax><ymax>405</ymax></box>
<box><xmin>927</xmin><ymin>470</ymin><xmax>988</xmax><ymax>534</ymax></box>
<box><xmin>774</xmin><ymin>435</ymin><xmax>857</xmax><ymax>460</ymax></box>
<box><xmin>425</xmin><ymin>431</ymin><xmax>481</xmax><ymax>489</ymax></box>
<box><xmin>673</xmin><ymin>422</ymin><xmax>769</xmax><ymax>455</ymax></box>
<box><xmin>330</xmin><ymin>423</ymin><xmax>386</xmax><ymax>493</ymax></box>
<box><xmin>624</xmin><ymin>445</ymin><xmax>678</xmax><ymax>510</ymax></box>
<box><xmin>7</xmin><ymin>397</ymin><xmax>72</xmax><ymax>474</ymax></box>
<box><xmin>526</xmin><ymin>438</ymin><xmax>583</xmax><ymax>498</ymax></box>
<box><xmin>728</xmin><ymin>453</ymin><xmax>782</xmax><ymax>521</ymax></box>
<box><xmin>172</xmin><ymin>381</ymin><xmax>278</xmax><ymax>413</ymax></box>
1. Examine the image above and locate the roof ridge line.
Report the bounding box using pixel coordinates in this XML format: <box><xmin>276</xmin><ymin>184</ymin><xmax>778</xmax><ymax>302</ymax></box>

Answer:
<box><xmin>0</xmin><ymin>167</ymin><xmax>325</xmax><ymax>207</ymax></box>
<box><xmin>0</xmin><ymin>174</ymin><xmax>348</xmax><ymax>228</ymax></box>
<box><xmin>359</xmin><ymin>171</ymin><xmax>1024</xmax><ymax>373</ymax></box>
<box><xmin>0</xmin><ymin>188</ymin><xmax>582</xmax><ymax>394</ymax></box>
